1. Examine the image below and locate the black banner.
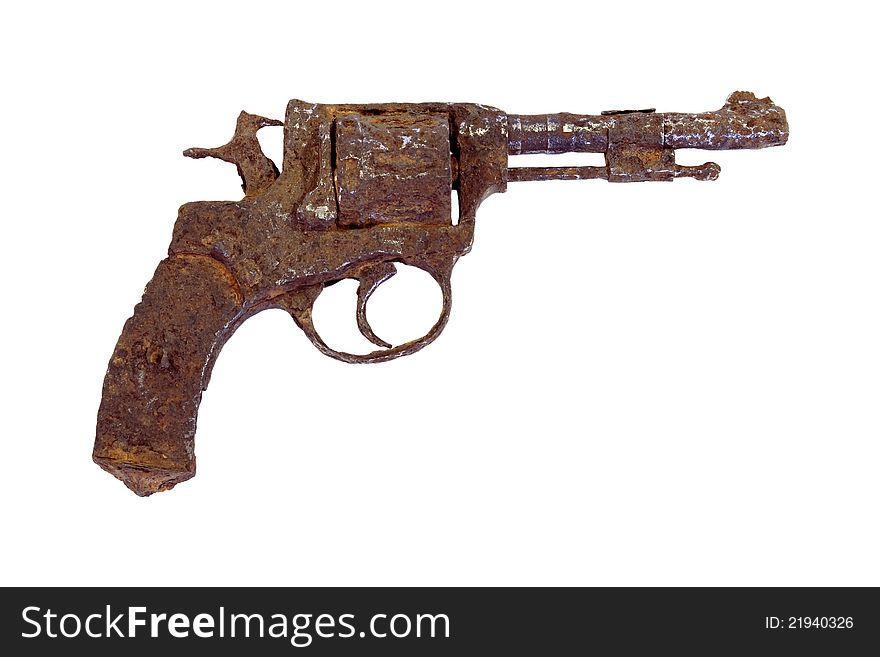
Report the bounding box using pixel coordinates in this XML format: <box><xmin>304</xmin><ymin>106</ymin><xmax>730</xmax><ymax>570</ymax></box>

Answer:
<box><xmin>2</xmin><ymin>587</ymin><xmax>876</xmax><ymax>654</ymax></box>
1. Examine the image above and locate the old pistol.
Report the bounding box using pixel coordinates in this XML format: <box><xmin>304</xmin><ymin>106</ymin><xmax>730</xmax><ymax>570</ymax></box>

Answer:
<box><xmin>95</xmin><ymin>91</ymin><xmax>788</xmax><ymax>495</ymax></box>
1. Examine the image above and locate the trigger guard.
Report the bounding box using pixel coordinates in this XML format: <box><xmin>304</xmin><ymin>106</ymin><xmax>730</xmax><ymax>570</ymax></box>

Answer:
<box><xmin>288</xmin><ymin>263</ymin><xmax>453</xmax><ymax>364</ymax></box>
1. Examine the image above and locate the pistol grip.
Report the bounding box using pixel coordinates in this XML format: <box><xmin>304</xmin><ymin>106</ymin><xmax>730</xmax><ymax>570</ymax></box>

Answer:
<box><xmin>93</xmin><ymin>255</ymin><xmax>244</xmax><ymax>496</ymax></box>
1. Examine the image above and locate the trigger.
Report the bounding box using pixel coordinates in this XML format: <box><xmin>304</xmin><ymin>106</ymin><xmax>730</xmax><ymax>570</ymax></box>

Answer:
<box><xmin>355</xmin><ymin>262</ymin><xmax>397</xmax><ymax>349</ymax></box>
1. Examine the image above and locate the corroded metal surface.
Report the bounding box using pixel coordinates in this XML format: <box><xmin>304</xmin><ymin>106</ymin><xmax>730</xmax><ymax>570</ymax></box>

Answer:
<box><xmin>95</xmin><ymin>92</ymin><xmax>788</xmax><ymax>495</ymax></box>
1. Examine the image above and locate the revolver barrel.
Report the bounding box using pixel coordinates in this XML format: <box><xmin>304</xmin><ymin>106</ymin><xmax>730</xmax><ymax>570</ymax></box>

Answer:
<box><xmin>507</xmin><ymin>91</ymin><xmax>788</xmax><ymax>183</ymax></box>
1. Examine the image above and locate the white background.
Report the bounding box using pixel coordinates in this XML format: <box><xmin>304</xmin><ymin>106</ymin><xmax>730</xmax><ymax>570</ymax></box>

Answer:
<box><xmin>1</xmin><ymin>1</ymin><xmax>877</xmax><ymax>586</ymax></box>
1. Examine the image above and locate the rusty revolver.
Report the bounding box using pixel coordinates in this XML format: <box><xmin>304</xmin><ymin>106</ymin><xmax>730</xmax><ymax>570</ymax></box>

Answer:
<box><xmin>94</xmin><ymin>91</ymin><xmax>788</xmax><ymax>495</ymax></box>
